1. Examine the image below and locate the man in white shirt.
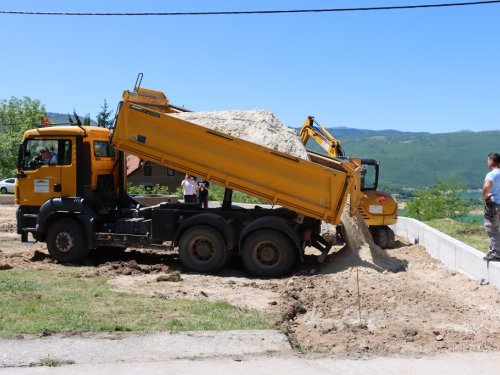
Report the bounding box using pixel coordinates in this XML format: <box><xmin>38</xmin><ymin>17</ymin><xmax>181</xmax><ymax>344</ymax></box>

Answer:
<box><xmin>181</xmin><ymin>174</ymin><xmax>197</xmax><ymax>203</ymax></box>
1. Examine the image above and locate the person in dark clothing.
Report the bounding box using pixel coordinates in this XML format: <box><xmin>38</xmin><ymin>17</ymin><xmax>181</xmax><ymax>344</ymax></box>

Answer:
<box><xmin>196</xmin><ymin>179</ymin><xmax>210</xmax><ymax>208</ymax></box>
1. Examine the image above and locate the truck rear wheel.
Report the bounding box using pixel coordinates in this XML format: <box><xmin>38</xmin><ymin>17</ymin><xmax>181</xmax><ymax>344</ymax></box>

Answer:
<box><xmin>179</xmin><ymin>226</ymin><xmax>227</xmax><ymax>273</ymax></box>
<box><xmin>47</xmin><ymin>218</ymin><xmax>88</xmax><ymax>263</ymax></box>
<box><xmin>242</xmin><ymin>229</ymin><xmax>295</xmax><ymax>277</ymax></box>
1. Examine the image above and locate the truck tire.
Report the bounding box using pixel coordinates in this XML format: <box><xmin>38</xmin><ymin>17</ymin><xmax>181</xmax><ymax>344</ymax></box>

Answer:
<box><xmin>377</xmin><ymin>228</ymin><xmax>388</xmax><ymax>249</ymax></box>
<box><xmin>242</xmin><ymin>229</ymin><xmax>295</xmax><ymax>277</ymax></box>
<box><xmin>370</xmin><ymin>226</ymin><xmax>387</xmax><ymax>249</ymax></box>
<box><xmin>47</xmin><ymin>218</ymin><xmax>88</xmax><ymax>263</ymax></box>
<box><xmin>179</xmin><ymin>226</ymin><xmax>227</xmax><ymax>273</ymax></box>
<box><xmin>385</xmin><ymin>226</ymin><xmax>395</xmax><ymax>249</ymax></box>
<box><xmin>370</xmin><ymin>226</ymin><xmax>395</xmax><ymax>249</ymax></box>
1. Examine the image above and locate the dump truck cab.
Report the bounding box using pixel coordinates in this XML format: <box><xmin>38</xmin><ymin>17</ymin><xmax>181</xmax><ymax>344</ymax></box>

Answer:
<box><xmin>15</xmin><ymin>124</ymin><xmax>121</xmax><ymax>243</ymax></box>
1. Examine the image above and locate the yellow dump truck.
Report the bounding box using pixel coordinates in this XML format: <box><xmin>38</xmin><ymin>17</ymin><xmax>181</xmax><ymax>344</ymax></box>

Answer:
<box><xmin>16</xmin><ymin>80</ymin><xmax>361</xmax><ymax>277</ymax></box>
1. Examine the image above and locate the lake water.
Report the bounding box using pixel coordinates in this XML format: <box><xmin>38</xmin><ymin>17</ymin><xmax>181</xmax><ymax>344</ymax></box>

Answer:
<box><xmin>461</xmin><ymin>191</ymin><xmax>482</xmax><ymax>200</ymax></box>
<box><xmin>399</xmin><ymin>206</ymin><xmax>484</xmax><ymax>225</ymax></box>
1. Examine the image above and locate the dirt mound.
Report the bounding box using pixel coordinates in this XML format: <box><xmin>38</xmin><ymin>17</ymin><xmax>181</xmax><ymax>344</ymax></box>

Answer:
<box><xmin>169</xmin><ymin>109</ymin><xmax>309</xmax><ymax>160</ymax></box>
<box><xmin>79</xmin><ymin>259</ymin><xmax>174</xmax><ymax>278</ymax></box>
<box><xmin>322</xmin><ymin>200</ymin><xmax>406</xmax><ymax>275</ymax></box>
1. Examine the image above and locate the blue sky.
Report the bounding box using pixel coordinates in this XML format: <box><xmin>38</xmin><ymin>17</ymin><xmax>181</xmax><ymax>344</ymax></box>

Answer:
<box><xmin>1</xmin><ymin>0</ymin><xmax>499</xmax><ymax>133</ymax></box>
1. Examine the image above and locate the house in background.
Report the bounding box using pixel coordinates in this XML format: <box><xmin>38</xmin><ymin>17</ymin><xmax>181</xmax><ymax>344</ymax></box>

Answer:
<box><xmin>127</xmin><ymin>155</ymin><xmax>183</xmax><ymax>193</ymax></box>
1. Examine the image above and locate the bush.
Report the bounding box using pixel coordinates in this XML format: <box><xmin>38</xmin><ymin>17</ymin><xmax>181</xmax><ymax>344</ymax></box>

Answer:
<box><xmin>127</xmin><ymin>183</ymin><xmax>170</xmax><ymax>195</ymax></box>
<box><xmin>405</xmin><ymin>177</ymin><xmax>469</xmax><ymax>221</ymax></box>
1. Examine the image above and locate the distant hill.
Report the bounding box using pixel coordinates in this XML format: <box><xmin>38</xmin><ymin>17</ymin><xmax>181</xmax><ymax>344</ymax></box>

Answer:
<box><xmin>46</xmin><ymin>112</ymin><xmax>98</xmax><ymax>126</ymax></box>
<box><xmin>304</xmin><ymin>129</ymin><xmax>499</xmax><ymax>191</ymax></box>
<box><xmin>313</xmin><ymin>126</ymin><xmax>429</xmax><ymax>138</ymax></box>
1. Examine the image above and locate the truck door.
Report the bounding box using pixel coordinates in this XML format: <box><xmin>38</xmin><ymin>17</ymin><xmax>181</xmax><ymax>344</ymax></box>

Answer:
<box><xmin>16</xmin><ymin>137</ymin><xmax>76</xmax><ymax>207</ymax></box>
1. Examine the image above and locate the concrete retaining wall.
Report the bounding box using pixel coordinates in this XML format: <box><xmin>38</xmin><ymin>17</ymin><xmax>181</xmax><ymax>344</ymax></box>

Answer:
<box><xmin>390</xmin><ymin>217</ymin><xmax>500</xmax><ymax>289</ymax></box>
<box><xmin>0</xmin><ymin>195</ymin><xmax>14</xmax><ymax>204</ymax></box>
<box><xmin>130</xmin><ymin>195</ymin><xmax>179</xmax><ymax>205</ymax></box>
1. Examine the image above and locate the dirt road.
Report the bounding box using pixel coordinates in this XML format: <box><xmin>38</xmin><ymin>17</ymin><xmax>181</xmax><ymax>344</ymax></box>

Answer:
<box><xmin>1</xmin><ymin>204</ymin><xmax>500</xmax><ymax>355</ymax></box>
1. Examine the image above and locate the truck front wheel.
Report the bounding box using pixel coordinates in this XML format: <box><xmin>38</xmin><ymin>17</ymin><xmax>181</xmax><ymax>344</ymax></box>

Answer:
<box><xmin>178</xmin><ymin>226</ymin><xmax>227</xmax><ymax>273</ymax></box>
<box><xmin>242</xmin><ymin>230</ymin><xmax>295</xmax><ymax>277</ymax></box>
<box><xmin>47</xmin><ymin>219</ymin><xmax>88</xmax><ymax>263</ymax></box>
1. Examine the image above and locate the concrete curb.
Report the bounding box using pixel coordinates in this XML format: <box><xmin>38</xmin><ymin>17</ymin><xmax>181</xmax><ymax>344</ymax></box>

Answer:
<box><xmin>0</xmin><ymin>196</ymin><xmax>14</xmax><ymax>205</ymax></box>
<box><xmin>0</xmin><ymin>330</ymin><xmax>291</xmax><ymax>367</ymax></box>
<box><xmin>390</xmin><ymin>217</ymin><xmax>500</xmax><ymax>289</ymax></box>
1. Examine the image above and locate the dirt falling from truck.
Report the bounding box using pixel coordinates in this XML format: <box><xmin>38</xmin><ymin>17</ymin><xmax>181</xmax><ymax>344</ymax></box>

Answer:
<box><xmin>322</xmin><ymin>199</ymin><xmax>406</xmax><ymax>274</ymax></box>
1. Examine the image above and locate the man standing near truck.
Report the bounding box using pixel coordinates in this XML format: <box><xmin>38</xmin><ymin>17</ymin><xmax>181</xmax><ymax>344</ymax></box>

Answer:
<box><xmin>483</xmin><ymin>152</ymin><xmax>500</xmax><ymax>262</ymax></box>
<box><xmin>197</xmin><ymin>179</ymin><xmax>210</xmax><ymax>209</ymax></box>
<box><xmin>181</xmin><ymin>175</ymin><xmax>197</xmax><ymax>203</ymax></box>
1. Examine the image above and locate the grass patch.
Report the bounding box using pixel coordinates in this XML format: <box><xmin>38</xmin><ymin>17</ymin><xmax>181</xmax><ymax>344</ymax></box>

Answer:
<box><xmin>422</xmin><ymin>218</ymin><xmax>489</xmax><ymax>253</ymax></box>
<box><xmin>0</xmin><ymin>269</ymin><xmax>277</xmax><ymax>335</ymax></box>
<box><xmin>39</xmin><ymin>359</ymin><xmax>60</xmax><ymax>367</ymax></box>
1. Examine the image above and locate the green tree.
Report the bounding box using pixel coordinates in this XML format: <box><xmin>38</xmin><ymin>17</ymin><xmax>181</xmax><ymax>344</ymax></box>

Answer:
<box><xmin>83</xmin><ymin>113</ymin><xmax>91</xmax><ymax>126</ymax></box>
<box><xmin>96</xmin><ymin>99</ymin><xmax>114</xmax><ymax>128</ymax></box>
<box><xmin>405</xmin><ymin>177</ymin><xmax>469</xmax><ymax>221</ymax></box>
<box><xmin>0</xmin><ymin>96</ymin><xmax>46</xmax><ymax>178</ymax></box>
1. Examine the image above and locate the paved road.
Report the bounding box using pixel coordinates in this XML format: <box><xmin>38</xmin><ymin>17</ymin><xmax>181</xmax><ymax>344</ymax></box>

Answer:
<box><xmin>1</xmin><ymin>331</ymin><xmax>500</xmax><ymax>375</ymax></box>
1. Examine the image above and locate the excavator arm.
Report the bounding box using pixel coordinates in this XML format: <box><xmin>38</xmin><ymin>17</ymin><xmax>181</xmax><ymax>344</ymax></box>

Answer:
<box><xmin>299</xmin><ymin>116</ymin><xmax>345</xmax><ymax>158</ymax></box>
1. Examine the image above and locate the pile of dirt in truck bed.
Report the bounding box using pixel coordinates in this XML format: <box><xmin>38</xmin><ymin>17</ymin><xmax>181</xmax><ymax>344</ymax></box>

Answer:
<box><xmin>168</xmin><ymin>109</ymin><xmax>309</xmax><ymax>160</ymax></box>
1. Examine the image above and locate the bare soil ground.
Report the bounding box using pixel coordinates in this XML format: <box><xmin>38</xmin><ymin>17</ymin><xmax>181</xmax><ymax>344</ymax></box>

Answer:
<box><xmin>1</xmin><ymin>204</ymin><xmax>500</xmax><ymax>354</ymax></box>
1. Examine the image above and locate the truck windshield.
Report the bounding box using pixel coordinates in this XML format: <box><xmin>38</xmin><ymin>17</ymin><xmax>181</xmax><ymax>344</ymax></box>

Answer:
<box><xmin>21</xmin><ymin>139</ymin><xmax>72</xmax><ymax>169</ymax></box>
<box><xmin>94</xmin><ymin>141</ymin><xmax>116</xmax><ymax>157</ymax></box>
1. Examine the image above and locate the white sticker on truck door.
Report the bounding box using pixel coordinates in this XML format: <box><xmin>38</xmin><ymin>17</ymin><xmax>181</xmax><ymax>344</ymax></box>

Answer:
<box><xmin>34</xmin><ymin>180</ymin><xmax>49</xmax><ymax>193</ymax></box>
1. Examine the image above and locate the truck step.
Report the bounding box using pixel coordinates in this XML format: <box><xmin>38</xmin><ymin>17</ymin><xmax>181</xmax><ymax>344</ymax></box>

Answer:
<box><xmin>23</xmin><ymin>214</ymin><xmax>38</xmax><ymax>218</ymax></box>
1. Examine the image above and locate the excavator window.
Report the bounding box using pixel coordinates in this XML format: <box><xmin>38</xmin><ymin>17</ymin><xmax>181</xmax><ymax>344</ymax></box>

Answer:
<box><xmin>361</xmin><ymin>164</ymin><xmax>377</xmax><ymax>190</ymax></box>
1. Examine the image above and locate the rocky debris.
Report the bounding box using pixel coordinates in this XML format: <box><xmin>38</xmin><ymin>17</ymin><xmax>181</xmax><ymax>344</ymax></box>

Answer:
<box><xmin>156</xmin><ymin>271</ymin><xmax>182</xmax><ymax>282</ymax></box>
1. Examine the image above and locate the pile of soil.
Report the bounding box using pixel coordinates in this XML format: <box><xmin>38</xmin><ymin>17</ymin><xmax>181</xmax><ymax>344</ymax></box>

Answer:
<box><xmin>168</xmin><ymin>109</ymin><xmax>309</xmax><ymax>160</ymax></box>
